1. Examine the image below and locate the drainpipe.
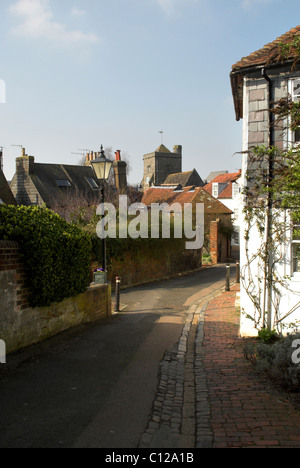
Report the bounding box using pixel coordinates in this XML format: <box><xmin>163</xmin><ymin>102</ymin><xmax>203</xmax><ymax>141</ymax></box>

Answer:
<box><xmin>261</xmin><ymin>68</ymin><xmax>275</xmax><ymax>330</ymax></box>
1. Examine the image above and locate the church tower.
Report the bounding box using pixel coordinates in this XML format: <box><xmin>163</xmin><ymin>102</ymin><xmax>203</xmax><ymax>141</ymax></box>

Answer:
<box><xmin>142</xmin><ymin>144</ymin><xmax>182</xmax><ymax>191</ymax></box>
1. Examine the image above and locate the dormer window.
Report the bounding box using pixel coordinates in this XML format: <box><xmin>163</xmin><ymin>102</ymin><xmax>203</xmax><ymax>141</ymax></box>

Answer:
<box><xmin>55</xmin><ymin>179</ymin><xmax>72</xmax><ymax>187</ymax></box>
<box><xmin>85</xmin><ymin>177</ymin><xmax>99</xmax><ymax>190</ymax></box>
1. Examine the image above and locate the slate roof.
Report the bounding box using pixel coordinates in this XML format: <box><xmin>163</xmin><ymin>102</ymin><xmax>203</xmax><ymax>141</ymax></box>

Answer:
<box><xmin>230</xmin><ymin>25</ymin><xmax>300</xmax><ymax>121</ymax></box>
<box><xmin>163</xmin><ymin>169</ymin><xmax>204</xmax><ymax>187</ymax></box>
<box><xmin>204</xmin><ymin>172</ymin><xmax>241</xmax><ymax>200</ymax></box>
<box><xmin>142</xmin><ymin>185</ymin><xmax>232</xmax><ymax>214</ymax></box>
<box><xmin>205</xmin><ymin>170</ymin><xmax>228</xmax><ymax>183</ymax></box>
<box><xmin>0</xmin><ymin>170</ymin><xmax>16</xmax><ymax>205</ymax></box>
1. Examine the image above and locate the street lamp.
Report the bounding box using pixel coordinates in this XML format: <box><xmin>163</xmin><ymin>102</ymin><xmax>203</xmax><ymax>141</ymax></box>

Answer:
<box><xmin>91</xmin><ymin>145</ymin><xmax>113</xmax><ymax>274</ymax></box>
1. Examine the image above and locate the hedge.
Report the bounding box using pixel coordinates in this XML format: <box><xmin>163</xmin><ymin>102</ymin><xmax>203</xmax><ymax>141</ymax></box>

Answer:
<box><xmin>0</xmin><ymin>205</ymin><xmax>92</xmax><ymax>307</ymax></box>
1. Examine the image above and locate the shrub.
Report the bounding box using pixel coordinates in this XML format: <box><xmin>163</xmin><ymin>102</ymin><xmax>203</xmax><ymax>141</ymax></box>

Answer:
<box><xmin>258</xmin><ymin>328</ymin><xmax>279</xmax><ymax>344</ymax></box>
<box><xmin>250</xmin><ymin>333</ymin><xmax>300</xmax><ymax>392</ymax></box>
<box><xmin>0</xmin><ymin>205</ymin><xmax>92</xmax><ymax>307</ymax></box>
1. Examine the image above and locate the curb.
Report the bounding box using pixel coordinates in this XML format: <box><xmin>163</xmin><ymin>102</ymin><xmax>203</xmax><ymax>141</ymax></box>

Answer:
<box><xmin>138</xmin><ymin>285</ymin><xmax>237</xmax><ymax>448</ymax></box>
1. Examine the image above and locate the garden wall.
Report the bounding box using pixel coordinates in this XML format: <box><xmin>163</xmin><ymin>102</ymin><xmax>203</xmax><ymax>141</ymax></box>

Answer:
<box><xmin>91</xmin><ymin>243</ymin><xmax>202</xmax><ymax>289</ymax></box>
<box><xmin>0</xmin><ymin>240</ymin><xmax>111</xmax><ymax>353</ymax></box>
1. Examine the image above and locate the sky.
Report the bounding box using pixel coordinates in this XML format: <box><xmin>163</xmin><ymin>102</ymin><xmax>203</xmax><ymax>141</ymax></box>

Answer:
<box><xmin>0</xmin><ymin>0</ymin><xmax>299</xmax><ymax>185</ymax></box>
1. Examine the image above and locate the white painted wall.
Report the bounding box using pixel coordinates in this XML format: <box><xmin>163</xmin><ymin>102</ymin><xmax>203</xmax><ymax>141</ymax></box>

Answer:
<box><xmin>239</xmin><ymin>71</ymin><xmax>300</xmax><ymax>336</ymax></box>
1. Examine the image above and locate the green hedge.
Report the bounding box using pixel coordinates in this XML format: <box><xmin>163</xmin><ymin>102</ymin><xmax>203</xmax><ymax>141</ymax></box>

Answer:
<box><xmin>0</xmin><ymin>205</ymin><xmax>92</xmax><ymax>307</ymax></box>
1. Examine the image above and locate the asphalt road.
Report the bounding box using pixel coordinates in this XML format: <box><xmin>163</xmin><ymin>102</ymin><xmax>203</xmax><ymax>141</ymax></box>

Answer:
<box><xmin>0</xmin><ymin>264</ymin><xmax>235</xmax><ymax>448</ymax></box>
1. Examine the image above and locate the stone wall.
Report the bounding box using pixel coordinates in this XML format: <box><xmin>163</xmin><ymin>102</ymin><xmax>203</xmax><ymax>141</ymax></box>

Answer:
<box><xmin>0</xmin><ymin>240</ymin><xmax>111</xmax><ymax>354</ymax></box>
<box><xmin>106</xmin><ymin>246</ymin><xmax>202</xmax><ymax>289</ymax></box>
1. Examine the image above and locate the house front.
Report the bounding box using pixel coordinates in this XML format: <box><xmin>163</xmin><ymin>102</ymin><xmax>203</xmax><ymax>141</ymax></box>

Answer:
<box><xmin>204</xmin><ymin>170</ymin><xmax>242</xmax><ymax>258</ymax></box>
<box><xmin>142</xmin><ymin>184</ymin><xmax>233</xmax><ymax>262</ymax></box>
<box><xmin>230</xmin><ymin>25</ymin><xmax>300</xmax><ymax>336</ymax></box>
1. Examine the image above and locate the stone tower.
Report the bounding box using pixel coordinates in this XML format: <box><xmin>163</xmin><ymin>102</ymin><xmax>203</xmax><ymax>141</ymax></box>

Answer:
<box><xmin>142</xmin><ymin>144</ymin><xmax>182</xmax><ymax>191</ymax></box>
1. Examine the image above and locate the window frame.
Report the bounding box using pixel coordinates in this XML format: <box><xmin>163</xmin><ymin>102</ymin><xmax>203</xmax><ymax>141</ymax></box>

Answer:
<box><xmin>288</xmin><ymin>77</ymin><xmax>300</xmax><ymax>149</ymax></box>
<box><xmin>212</xmin><ymin>183</ymin><xmax>219</xmax><ymax>198</ymax></box>
<box><xmin>292</xmin><ymin>223</ymin><xmax>300</xmax><ymax>277</ymax></box>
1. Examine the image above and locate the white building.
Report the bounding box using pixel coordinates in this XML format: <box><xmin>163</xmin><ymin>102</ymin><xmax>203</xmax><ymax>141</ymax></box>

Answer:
<box><xmin>230</xmin><ymin>25</ymin><xmax>300</xmax><ymax>336</ymax></box>
<box><xmin>204</xmin><ymin>171</ymin><xmax>242</xmax><ymax>256</ymax></box>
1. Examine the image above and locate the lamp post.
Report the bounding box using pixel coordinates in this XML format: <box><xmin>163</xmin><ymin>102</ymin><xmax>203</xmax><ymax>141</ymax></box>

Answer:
<box><xmin>91</xmin><ymin>145</ymin><xmax>113</xmax><ymax>274</ymax></box>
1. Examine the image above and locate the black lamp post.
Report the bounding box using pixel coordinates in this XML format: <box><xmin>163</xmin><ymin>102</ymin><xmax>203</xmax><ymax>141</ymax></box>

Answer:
<box><xmin>91</xmin><ymin>145</ymin><xmax>113</xmax><ymax>273</ymax></box>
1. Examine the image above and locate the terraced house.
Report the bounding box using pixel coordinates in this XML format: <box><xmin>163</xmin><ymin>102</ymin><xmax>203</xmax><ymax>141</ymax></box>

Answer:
<box><xmin>230</xmin><ymin>25</ymin><xmax>300</xmax><ymax>336</ymax></box>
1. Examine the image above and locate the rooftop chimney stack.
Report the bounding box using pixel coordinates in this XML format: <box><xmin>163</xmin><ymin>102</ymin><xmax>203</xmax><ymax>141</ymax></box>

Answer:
<box><xmin>16</xmin><ymin>148</ymin><xmax>34</xmax><ymax>175</ymax></box>
<box><xmin>113</xmin><ymin>149</ymin><xmax>127</xmax><ymax>192</ymax></box>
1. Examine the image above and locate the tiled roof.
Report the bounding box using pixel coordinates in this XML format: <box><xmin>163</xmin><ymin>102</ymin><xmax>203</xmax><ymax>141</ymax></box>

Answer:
<box><xmin>204</xmin><ymin>171</ymin><xmax>241</xmax><ymax>199</ymax></box>
<box><xmin>142</xmin><ymin>186</ymin><xmax>232</xmax><ymax>214</ymax></box>
<box><xmin>232</xmin><ymin>25</ymin><xmax>300</xmax><ymax>71</ymax></box>
<box><xmin>231</xmin><ymin>26</ymin><xmax>300</xmax><ymax>121</ymax></box>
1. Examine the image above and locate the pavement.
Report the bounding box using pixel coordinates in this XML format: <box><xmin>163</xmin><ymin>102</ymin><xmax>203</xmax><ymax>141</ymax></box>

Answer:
<box><xmin>138</xmin><ymin>282</ymin><xmax>300</xmax><ymax>449</ymax></box>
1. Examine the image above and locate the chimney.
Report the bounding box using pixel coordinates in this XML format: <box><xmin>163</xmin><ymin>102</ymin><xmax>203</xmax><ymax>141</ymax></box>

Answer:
<box><xmin>113</xmin><ymin>149</ymin><xmax>127</xmax><ymax>192</ymax></box>
<box><xmin>16</xmin><ymin>148</ymin><xmax>34</xmax><ymax>175</ymax></box>
<box><xmin>173</xmin><ymin>145</ymin><xmax>182</xmax><ymax>155</ymax></box>
<box><xmin>115</xmin><ymin>150</ymin><xmax>121</xmax><ymax>161</ymax></box>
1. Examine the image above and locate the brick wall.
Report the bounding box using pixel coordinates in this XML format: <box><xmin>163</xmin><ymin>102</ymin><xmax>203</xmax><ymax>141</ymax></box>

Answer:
<box><xmin>0</xmin><ymin>241</ymin><xmax>30</xmax><ymax>311</ymax></box>
<box><xmin>0</xmin><ymin>240</ymin><xmax>111</xmax><ymax>354</ymax></box>
<box><xmin>210</xmin><ymin>219</ymin><xmax>231</xmax><ymax>264</ymax></box>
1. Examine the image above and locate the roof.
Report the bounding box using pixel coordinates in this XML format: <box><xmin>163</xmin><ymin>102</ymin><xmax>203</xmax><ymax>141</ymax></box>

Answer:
<box><xmin>163</xmin><ymin>169</ymin><xmax>204</xmax><ymax>187</ymax></box>
<box><xmin>31</xmin><ymin>163</ymin><xmax>100</xmax><ymax>206</ymax></box>
<box><xmin>230</xmin><ymin>25</ymin><xmax>300</xmax><ymax>121</ymax></box>
<box><xmin>232</xmin><ymin>26</ymin><xmax>300</xmax><ymax>72</ymax></box>
<box><xmin>142</xmin><ymin>185</ymin><xmax>232</xmax><ymax>214</ymax></box>
<box><xmin>205</xmin><ymin>170</ymin><xmax>228</xmax><ymax>183</ymax></box>
<box><xmin>0</xmin><ymin>170</ymin><xmax>16</xmax><ymax>205</ymax></box>
<box><xmin>155</xmin><ymin>144</ymin><xmax>171</xmax><ymax>153</ymax></box>
<box><xmin>204</xmin><ymin>171</ymin><xmax>241</xmax><ymax>199</ymax></box>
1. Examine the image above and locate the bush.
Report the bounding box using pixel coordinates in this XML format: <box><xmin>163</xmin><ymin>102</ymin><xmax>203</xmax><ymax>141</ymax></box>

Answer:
<box><xmin>0</xmin><ymin>205</ymin><xmax>92</xmax><ymax>307</ymax></box>
<box><xmin>249</xmin><ymin>333</ymin><xmax>300</xmax><ymax>392</ymax></box>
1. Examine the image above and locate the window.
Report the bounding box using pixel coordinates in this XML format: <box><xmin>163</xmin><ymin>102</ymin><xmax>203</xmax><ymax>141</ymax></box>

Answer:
<box><xmin>292</xmin><ymin>224</ymin><xmax>300</xmax><ymax>276</ymax></box>
<box><xmin>232</xmin><ymin>183</ymin><xmax>240</xmax><ymax>197</ymax></box>
<box><xmin>55</xmin><ymin>179</ymin><xmax>72</xmax><ymax>187</ymax></box>
<box><xmin>290</xmin><ymin>78</ymin><xmax>300</xmax><ymax>147</ymax></box>
<box><xmin>85</xmin><ymin>177</ymin><xmax>99</xmax><ymax>190</ymax></box>
<box><xmin>212</xmin><ymin>183</ymin><xmax>219</xmax><ymax>198</ymax></box>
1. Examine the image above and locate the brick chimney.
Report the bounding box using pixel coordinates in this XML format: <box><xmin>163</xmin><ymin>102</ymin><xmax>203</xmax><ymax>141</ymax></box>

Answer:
<box><xmin>16</xmin><ymin>148</ymin><xmax>34</xmax><ymax>175</ymax></box>
<box><xmin>113</xmin><ymin>150</ymin><xmax>127</xmax><ymax>192</ymax></box>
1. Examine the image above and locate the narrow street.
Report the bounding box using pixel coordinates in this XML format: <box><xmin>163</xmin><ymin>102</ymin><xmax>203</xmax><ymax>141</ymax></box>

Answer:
<box><xmin>0</xmin><ymin>264</ymin><xmax>234</xmax><ymax>448</ymax></box>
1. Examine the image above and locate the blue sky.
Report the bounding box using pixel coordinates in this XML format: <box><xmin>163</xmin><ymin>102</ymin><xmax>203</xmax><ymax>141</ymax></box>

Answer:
<box><xmin>0</xmin><ymin>0</ymin><xmax>299</xmax><ymax>184</ymax></box>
